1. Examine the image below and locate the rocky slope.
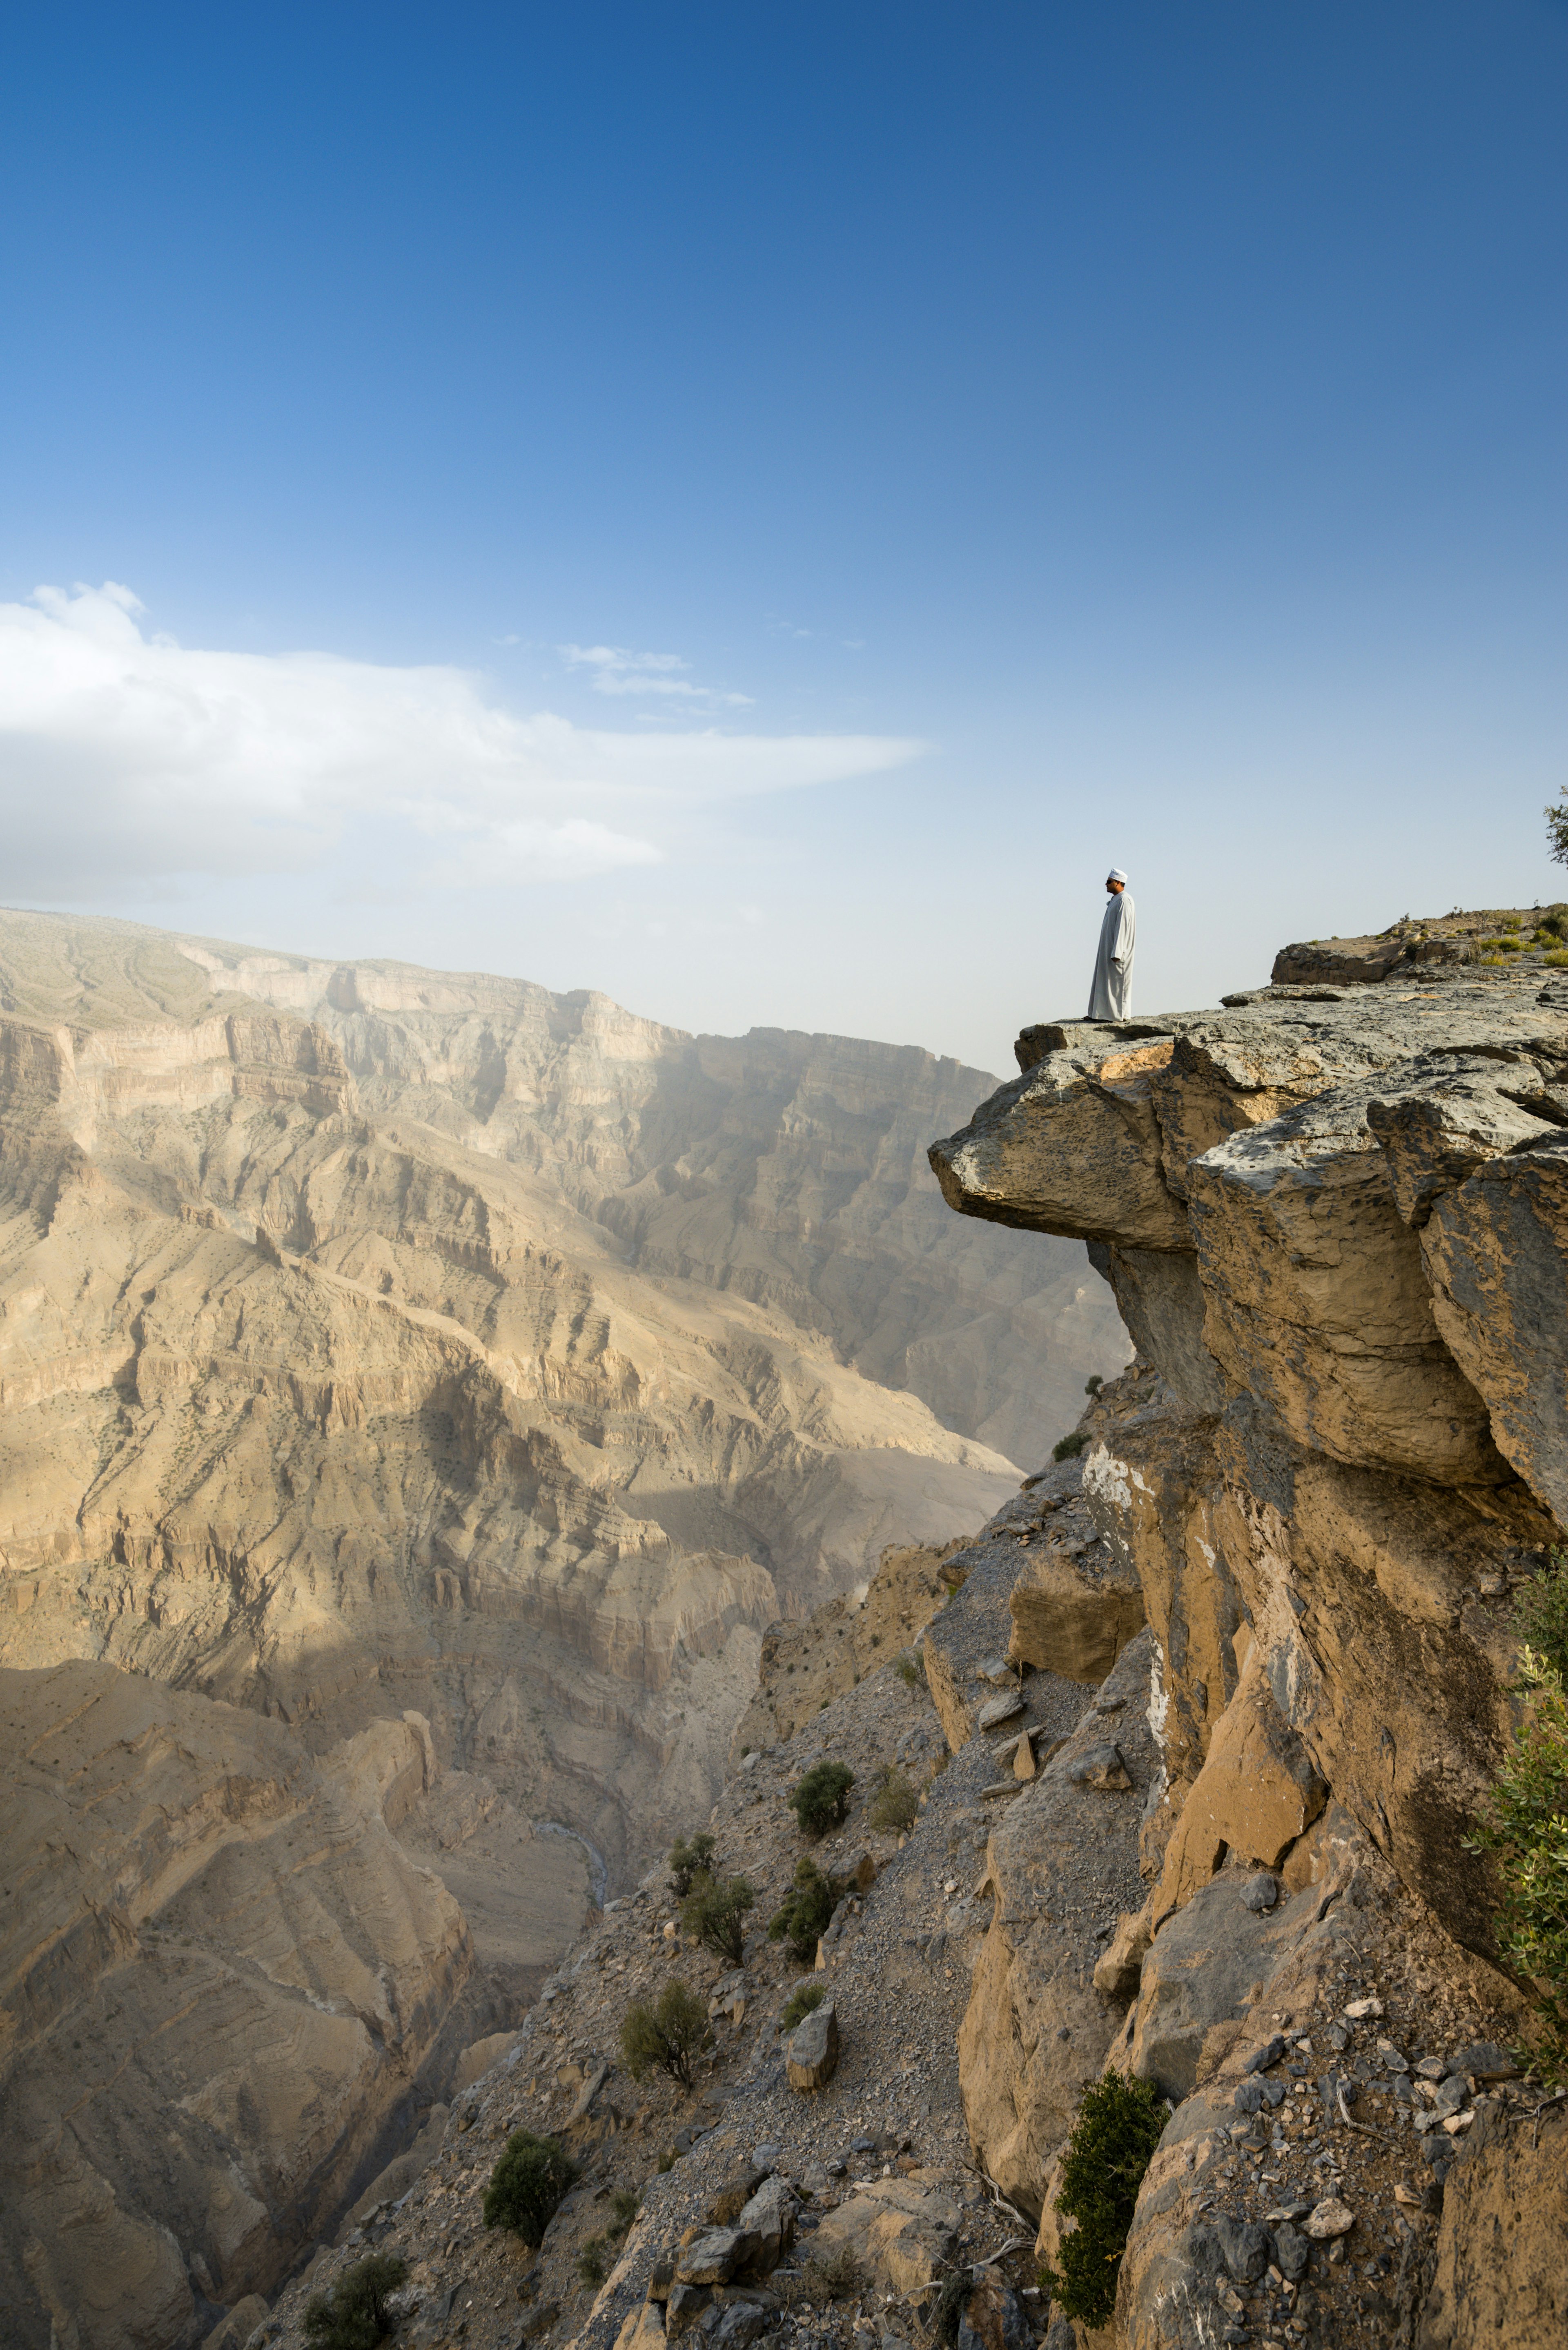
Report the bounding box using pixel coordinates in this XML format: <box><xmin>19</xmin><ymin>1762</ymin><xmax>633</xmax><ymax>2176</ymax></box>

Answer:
<box><xmin>0</xmin><ymin>908</ymin><xmax>1122</xmax><ymax>2350</ymax></box>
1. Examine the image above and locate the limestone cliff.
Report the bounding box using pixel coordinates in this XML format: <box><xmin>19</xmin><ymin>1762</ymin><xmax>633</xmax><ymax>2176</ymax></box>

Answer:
<box><xmin>931</xmin><ymin>924</ymin><xmax>1568</xmax><ymax>2347</ymax></box>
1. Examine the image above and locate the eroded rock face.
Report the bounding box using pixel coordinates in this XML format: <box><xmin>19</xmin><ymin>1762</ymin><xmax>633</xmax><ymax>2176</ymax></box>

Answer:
<box><xmin>934</xmin><ymin>933</ymin><xmax>1568</xmax><ymax>2349</ymax></box>
<box><xmin>0</xmin><ymin>1663</ymin><xmax>469</xmax><ymax>2350</ymax></box>
<box><xmin>933</xmin><ymin>968</ymin><xmax>1568</xmax><ymax>1958</ymax></box>
<box><xmin>956</xmin><ymin>1631</ymin><xmax>1157</xmax><ymax>2215</ymax></box>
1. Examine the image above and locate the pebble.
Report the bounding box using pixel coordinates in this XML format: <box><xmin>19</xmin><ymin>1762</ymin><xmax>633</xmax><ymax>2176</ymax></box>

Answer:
<box><xmin>1241</xmin><ymin>1873</ymin><xmax>1279</xmax><ymax>1913</ymax></box>
<box><xmin>1303</xmin><ymin>2197</ymin><xmax>1355</xmax><ymax>2241</ymax></box>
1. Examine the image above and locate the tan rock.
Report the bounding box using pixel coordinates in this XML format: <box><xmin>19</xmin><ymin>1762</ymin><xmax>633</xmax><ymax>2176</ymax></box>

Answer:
<box><xmin>929</xmin><ymin>1041</ymin><xmax>1190</xmax><ymax>1251</ymax></box>
<box><xmin>808</xmin><ymin>2176</ymin><xmax>960</xmax><ymax>2296</ymax></box>
<box><xmin>1417</xmin><ymin>2095</ymin><xmax>1568</xmax><ymax>2346</ymax></box>
<box><xmin>784</xmin><ymin>1997</ymin><xmax>838</xmax><ymax>2089</ymax></box>
<box><xmin>1151</xmin><ymin>1659</ymin><xmax>1326</xmax><ymax>1918</ymax></box>
<box><xmin>1005</xmin><ymin>1524</ymin><xmax>1145</xmax><ymax>1684</ymax></box>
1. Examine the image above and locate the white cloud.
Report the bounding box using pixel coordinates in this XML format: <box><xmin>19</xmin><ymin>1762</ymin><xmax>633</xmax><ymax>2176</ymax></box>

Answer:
<box><xmin>559</xmin><ymin>641</ymin><xmax>753</xmax><ymax>705</ymax></box>
<box><xmin>0</xmin><ymin>584</ymin><xmax>923</xmax><ymax>894</ymax></box>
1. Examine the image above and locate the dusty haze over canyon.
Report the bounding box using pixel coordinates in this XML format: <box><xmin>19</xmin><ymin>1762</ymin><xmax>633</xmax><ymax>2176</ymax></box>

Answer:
<box><xmin>0</xmin><ymin>907</ymin><xmax>1124</xmax><ymax>2343</ymax></box>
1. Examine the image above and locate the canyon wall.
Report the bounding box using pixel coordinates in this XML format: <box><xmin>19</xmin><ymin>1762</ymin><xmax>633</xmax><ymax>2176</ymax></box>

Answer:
<box><xmin>0</xmin><ymin>907</ymin><xmax>1125</xmax><ymax>2349</ymax></box>
<box><xmin>930</xmin><ymin>930</ymin><xmax>1567</xmax><ymax>2346</ymax></box>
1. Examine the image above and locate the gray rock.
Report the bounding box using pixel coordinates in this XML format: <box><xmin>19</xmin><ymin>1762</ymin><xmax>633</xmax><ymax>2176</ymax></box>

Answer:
<box><xmin>1215</xmin><ymin>2217</ymin><xmax>1274</xmax><ymax>2280</ymax></box>
<box><xmin>976</xmin><ymin>1691</ymin><xmax>1026</xmax><ymax>1731</ymax></box>
<box><xmin>976</xmin><ymin>1656</ymin><xmax>1016</xmax><ymax>1684</ymax></box>
<box><xmin>1241</xmin><ymin>1872</ymin><xmax>1279</xmax><ymax>1913</ymax></box>
<box><xmin>786</xmin><ymin>1998</ymin><xmax>839</xmax><ymax>2091</ymax></box>
<box><xmin>1448</xmin><ymin>2040</ymin><xmax>1522</xmax><ymax>2082</ymax></box>
<box><xmin>956</xmin><ymin>2277</ymin><xmax>1032</xmax><ymax>2350</ymax></box>
<box><xmin>1066</xmin><ymin>1741</ymin><xmax>1133</xmax><ymax>1791</ymax></box>
<box><xmin>708</xmin><ymin>2308</ymin><xmax>765</xmax><ymax>2348</ymax></box>
<box><xmin>1274</xmin><ymin>2222</ymin><xmax>1310</xmax><ymax>2283</ymax></box>
<box><xmin>1233</xmin><ymin>2080</ymin><xmax>1264</xmax><ymax>2114</ymax></box>
<box><xmin>750</xmin><ymin>2143</ymin><xmax>781</xmax><ymax>2173</ymax></box>
<box><xmin>1244</xmin><ymin>2034</ymin><xmax>1289</xmax><ymax>2076</ymax></box>
<box><xmin>676</xmin><ymin>2230</ymin><xmax>753</xmax><ymax>2286</ymax></box>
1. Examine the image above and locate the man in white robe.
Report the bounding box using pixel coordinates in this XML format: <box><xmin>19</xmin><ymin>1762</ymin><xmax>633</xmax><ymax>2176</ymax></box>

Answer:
<box><xmin>1088</xmin><ymin>869</ymin><xmax>1135</xmax><ymax>1019</ymax></box>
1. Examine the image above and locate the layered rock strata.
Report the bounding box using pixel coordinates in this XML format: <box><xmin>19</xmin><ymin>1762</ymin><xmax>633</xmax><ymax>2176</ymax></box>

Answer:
<box><xmin>929</xmin><ymin>942</ymin><xmax>1568</xmax><ymax>2345</ymax></box>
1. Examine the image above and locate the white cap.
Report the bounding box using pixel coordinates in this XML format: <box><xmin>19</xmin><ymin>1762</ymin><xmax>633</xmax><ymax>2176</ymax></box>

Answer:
<box><xmin>1107</xmin><ymin>867</ymin><xmax>1128</xmax><ymax>884</ymax></box>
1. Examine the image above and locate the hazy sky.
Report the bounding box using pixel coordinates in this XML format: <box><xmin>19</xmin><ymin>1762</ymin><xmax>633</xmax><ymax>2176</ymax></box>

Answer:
<box><xmin>3</xmin><ymin>3</ymin><xmax>1566</xmax><ymax>1076</ymax></box>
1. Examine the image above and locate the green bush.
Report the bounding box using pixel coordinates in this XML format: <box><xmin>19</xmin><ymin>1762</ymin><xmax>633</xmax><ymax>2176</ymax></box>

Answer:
<box><xmin>303</xmin><ymin>2253</ymin><xmax>410</xmax><ymax>2350</ymax></box>
<box><xmin>792</xmin><ymin>1759</ymin><xmax>855</xmax><ymax>1835</ymax></box>
<box><xmin>769</xmin><ymin>1856</ymin><xmax>842</xmax><ymax>1960</ymax></box>
<box><xmin>1039</xmin><ymin>2071</ymin><xmax>1167</xmax><ymax>2328</ymax></box>
<box><xmin>1084</xmin><ymin>1373</ymin><xmax>1103</xmax><ymax>1396</ymax></box>
<box><xmin>867</xmin><ymin>1766</ymin><xmax>918</xmax><ymax>1835</ymax></box>
<box><xmin>577</xmin><ymin>2237</ymin><xmax>608</xmax><ymax>2287</ymax></box>
<box><xmin>893</xmin><ymin>1648</ymin><xmax>924</xmax><ymax>1689</ymax></box>
<box><xmin>667</xmin><ymin>1832</ymin><xmax>717</xmax><ymax>1897</ymax></box>
<box><xmin>1052</xmin><ymin>1429</ymin><xmax>1087</xmax><ymax>1462</ymax></box>
<box><xmin>620</xmin><ymin>1979</ymin><xmax>708</xmax><ymax>2089</ymax></box>
<box><xmin>483</xmin><ymin>2130</ymin><xmax>581</xmax><ymax>2247</ymax></box>
<box><xmin>680</xmin><ymin>1873</ymin><xmax>755</xmax><ymax>1964</ymax></box>
<box><xmin>782</xmin><ymin>1980</ymin><xmax>826</xmax><ymax>2031</ymax></box>
<box><xmin>1467</xmin><ymin>1549</ymin><xmax>1568</xmax><ymax>2085</ymax></box>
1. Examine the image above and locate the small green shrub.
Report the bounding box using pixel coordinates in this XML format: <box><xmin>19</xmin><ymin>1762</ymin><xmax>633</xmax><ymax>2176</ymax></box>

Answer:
<box><xmin>657</xmin><ymin>2148</ymin><xmax>676</xmax><ymax>2173</ymax></box>
<box><xmin>1545</xmin><ymin>949</ymin><xmax>1568</xmax><ymax>970</ymax></box>
<box><xmin>769</xmin><ymin>1856</ymin><xmax>842</xmax><ymax>1960</ymax></box>
<box><xmin>893</xmin><ymin>1648</ymin><xmax>924</xmax><ymax>1689</ymax></box>
<box><xmin>577</xmin><ymin>2237</ymin><xmax>608</xmax><ymax>2287</ymax></box>
<box><xmin>608</xmin><ymin>2188</ymin><xmax>640</xmax><ymax>2234</ymax></box>
<box><xmin>1481</xmin><ymin>935</ymin><xmax>1526</xmax><ymax>954</ymax></box>
<box><xmin>1467</xmin><ymin>1550</ymin><xmax>1568</xmax><ymax>2085</ymax></box>
<box><xmin>1052</xmin><ymin>1429</ymin><xmax>1087</xmax><ymax>1462</ymax></box>
<box><xmin>1084</xmin><ymin>1373</ymin><xmax>1103</xmax><ymax>1396</ymax></box>
<box><xmin>620</xmin><ymin>1979</ymin><xmax>708</xmax><ymax>2089</ymax></box>
<box><xmin>483</xmin><ymin>2131</ymin><xmax>581</xmax><ymax>2248</ymax></box>
<box><xmin>303</xmin><ymin>2253</ymin><xmax>409</xmax><ymax>2350</ymax></box>
<box><xmin>781</xmin><ymin>1980</ymin><xmax>826</xmax><ymax>2031</ymax></box>
<box><xmin>1038</xmin><ymin>2071</ymin><xmax>1167</xmax><ymax>2328</ymax></box>
<box><xmin>867</xmin><ymin>1766</ymin><xmax>919</xmax><ymax>1835</ymax></box>
<box><xmin>1539</xmin><ymin>903</ymin><xmax>1568</xmax><ymax>940</ymax></box>
<box><xmin>792</xmin><ymin>1759</ymin><xmax>855</xmax><ymax>1835</ymax></box>
<box><xmin>667</xmin><ymin>1832</ymin><xmax>717</xmax><ymax>1897</ymax></box>
<box><xmin>781</xmin><ymin>2244</ymin><xmax>865</xmax><ymax>2306</ymax></box>
<box><xmin>680</xmin><ymin>1873</ymin><xmax>755</xmax><ymax>1964</ymax></box>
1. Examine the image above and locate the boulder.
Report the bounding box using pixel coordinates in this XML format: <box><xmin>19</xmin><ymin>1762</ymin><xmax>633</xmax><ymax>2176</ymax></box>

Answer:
<box><xmin>785</xmin><ymin>1998</ymin><xmax>839</xmax><ymax>2091</ymax></box>
<box><xmin>808</xmin><ymin>2177</ymin><xmax>960</xmax><ymax>2296</ymax></box>
<box><xmin>732</xmin><ymin>2176</ymin><xmax>795</xmax><ymax>2274</ymax></box>
<box><xmin>675</xmin><ymin>2229</ymin><xmax>755</xmax><ymax>2287</ymax></box>
<box><xmin>1005</xmin><ymin>1529</ymin><xmax>1146</xmax><ymax>1685</ymax></box>
<box><xmin>1067</xmin><ymin>1741</ymin><xmax>1134</xmax><ymax>1791</ymax></box>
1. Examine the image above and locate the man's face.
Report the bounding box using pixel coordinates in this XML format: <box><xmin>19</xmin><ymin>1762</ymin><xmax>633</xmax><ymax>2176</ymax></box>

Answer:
<box><xmin>1105</xmin><ymin>877</ymin><xmax>1124</xmax><ymax>895</ymax></box>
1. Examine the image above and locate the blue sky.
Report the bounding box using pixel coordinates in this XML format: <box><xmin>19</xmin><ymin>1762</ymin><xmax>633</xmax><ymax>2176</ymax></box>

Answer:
<box><xmin>2</xmin><ymin>2</ymin><xmax>1566</xmax><ymax>1074</ymax></box>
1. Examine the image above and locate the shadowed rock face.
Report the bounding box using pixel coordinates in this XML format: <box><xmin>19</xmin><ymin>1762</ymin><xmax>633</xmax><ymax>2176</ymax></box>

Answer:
<box><xmin>931</xmin><ymin>966</ymin><xmax>1568</xmax><ymax>1953</ymax></box>
<box><xmin>0</xmin><ymin>1664</ymin><xmax>470</xmax><ymax>2349</ymax></box>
